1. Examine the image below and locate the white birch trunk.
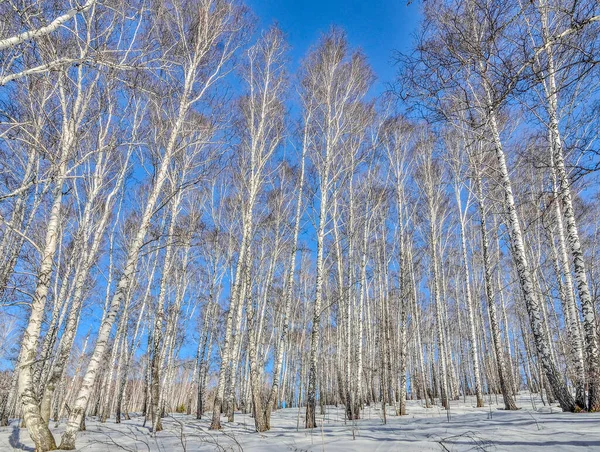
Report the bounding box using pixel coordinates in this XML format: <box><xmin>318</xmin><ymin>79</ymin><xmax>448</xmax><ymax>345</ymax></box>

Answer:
<box><xmin>18</xmin><ymin>178</ymin><xmax>65</xmax><ymax>451</ymax></box>
<box><xmin>539</xmin><ymin>6</ymin><xmax>600</xmax><ymax>408</ymax></box>
<box><xmin>483</xmin><ymin>100</ymin><xmax>575</xmax><ymax>411</ymax></box>
<box><xmin>453</xmin><ymin>179</ymin><xmax>484</xmax><ymax>407</ymax></box>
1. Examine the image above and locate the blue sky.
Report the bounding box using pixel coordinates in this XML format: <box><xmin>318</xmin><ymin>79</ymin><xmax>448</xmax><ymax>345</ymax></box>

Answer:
<box><xmin>246</xmin><ymin>0</ymin><xmax>421</xmax><ymax>92</ymax></box>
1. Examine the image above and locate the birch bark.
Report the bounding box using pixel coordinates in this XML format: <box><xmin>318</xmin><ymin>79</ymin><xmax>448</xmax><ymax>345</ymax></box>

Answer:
<box><xmin>473</xmin><ymin>166</ymin><xmax>518</xmax><ymax>410</ymax></box>
<box><xmin>537</xmin><ymin>0</ymin><xmax>600</xmax><ymax>409</ymax></box>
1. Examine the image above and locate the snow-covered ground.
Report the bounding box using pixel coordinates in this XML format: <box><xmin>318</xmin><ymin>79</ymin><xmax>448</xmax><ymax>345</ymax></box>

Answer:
<box><xmin>3</xmin><ymin>393</ymin><xmax>600</xmax><ymax>451</ymax></box>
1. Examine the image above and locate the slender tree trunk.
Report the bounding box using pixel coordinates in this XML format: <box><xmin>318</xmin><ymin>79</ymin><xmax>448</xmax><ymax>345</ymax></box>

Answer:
<box><xmin>474</xmin><ymin>170</ymin><xmax>518</xmax><ymax>410</ymax></box>
<box><xmin>409</xmin><ymin>245</ymin><xmax>429</xmax><ymax>408</ymax></box>
<box><xmin>306</xmin><ymin>172</ymin><xmax>328</xmax><ymax>428</ymax></box>
<box><xmin>245</xmin><ymin>257</ymin><xmax>267</xmax><ymax>431</ymax></box>
<box><xmin>454</xmin><ymin>179</ymin><xmax>484</xmax><ymax>407</ymax></box>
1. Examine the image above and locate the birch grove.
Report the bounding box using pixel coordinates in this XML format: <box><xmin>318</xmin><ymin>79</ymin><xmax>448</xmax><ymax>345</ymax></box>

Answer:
<box><xmin>1</xmin><ymin>0</ymin><xmax>600</xmax><ymax>450</ymax></box>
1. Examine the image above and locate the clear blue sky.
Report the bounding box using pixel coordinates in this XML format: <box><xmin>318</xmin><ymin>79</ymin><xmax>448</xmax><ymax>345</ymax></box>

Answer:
<box><xmin>246</xmin><ymin>0</ymin><xmax>422</xmax><ymax>92</ymax></box>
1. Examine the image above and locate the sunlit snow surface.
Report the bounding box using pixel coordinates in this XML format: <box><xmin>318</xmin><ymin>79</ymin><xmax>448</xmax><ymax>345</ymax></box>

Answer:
<box><xmin>3</xmin><ymin>393</ymin><xmax>600</xmax><ymax>451</ymax></box>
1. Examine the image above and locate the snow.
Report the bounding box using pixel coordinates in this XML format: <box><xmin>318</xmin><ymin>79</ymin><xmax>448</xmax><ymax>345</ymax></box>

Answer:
<box><xmin>3</xmin><ymin>393</ymin><xmax>600</xmax><ymax>451</ymax></box>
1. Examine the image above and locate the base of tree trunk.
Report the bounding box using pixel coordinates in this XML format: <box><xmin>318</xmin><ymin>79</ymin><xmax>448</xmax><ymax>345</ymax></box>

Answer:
<box><xmin>305</xmin><ymin>403</ymin><xmax>316</xmax><ymax>428</ymax></box>
<box><xmin>589</xmin><ymin>384</ymin><xmax>600</xmax><ymax>412</ymax></box>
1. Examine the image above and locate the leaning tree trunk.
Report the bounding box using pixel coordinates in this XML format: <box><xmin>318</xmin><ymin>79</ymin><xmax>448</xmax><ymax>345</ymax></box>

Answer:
<box><xmin>548</xmin><ymin>192</ymin><xmax>586</xmax><ymax>409</ymax></box>
<box><xmin>18</xmin><ymin>178</ymin><xmax>65</xmax><ymax>452</ymax></box>
<box><xmin>483</xmin><ymin>96</ymin><xmax>576</xmax><ymax>412</ymax></box>
<box><xmin>475</xmin><ymin>175</ymin><xmax>518</xmax><ymax>411</ymax></box>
